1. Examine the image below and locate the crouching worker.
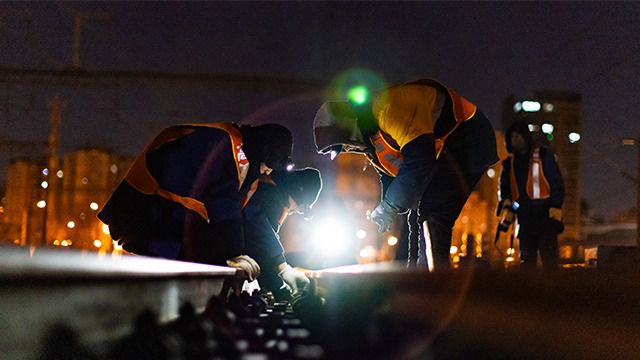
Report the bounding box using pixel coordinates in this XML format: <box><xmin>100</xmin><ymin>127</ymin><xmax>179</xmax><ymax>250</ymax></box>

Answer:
<box><xmin>98</xmin><ymin>122</ymin><xmax>294</xmax><ymax>281</ymax></box>
<box><xmin>243</xmin><ymin>167</ymin><xmax>322</xmax><ymax>299</ymax></box>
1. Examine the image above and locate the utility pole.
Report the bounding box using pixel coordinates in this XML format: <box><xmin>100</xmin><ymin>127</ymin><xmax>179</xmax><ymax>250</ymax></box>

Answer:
<box><xmin>41</xmin><ymin>97</ymin><xmax>64</xmax><ymax>246</ymax></box>
<box><xmin>57</xmin><ymin>4</ymin><xmax>111</xmax><ymax>69</ymax></box>
<box><xmin>622</xmin><ymin>137</ymin><xmax>640</xmax><ymax>247</ymax></box>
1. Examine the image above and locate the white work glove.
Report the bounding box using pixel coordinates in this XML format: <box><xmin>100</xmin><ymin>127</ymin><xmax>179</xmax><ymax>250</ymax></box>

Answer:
<box><xmin>369</xmin><ymin>200</ymin><xmax>400</xmax><ymax>232</ymax></box>
<box><xmin>278</xmin><ymin>264</ymin><xmax>310</xmax><ymax>295</ymax></box>
<box><xmin>226</xmin><ymin>255</ymin><xmax>261</xmax><ymax>281</ymax></box>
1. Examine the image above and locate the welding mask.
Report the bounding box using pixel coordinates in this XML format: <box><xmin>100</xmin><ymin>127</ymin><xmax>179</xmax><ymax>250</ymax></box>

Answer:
<box><xmin>313</xmin><ymin>101</ymin><xmax>369</xmax><ymax>158</ymax></box>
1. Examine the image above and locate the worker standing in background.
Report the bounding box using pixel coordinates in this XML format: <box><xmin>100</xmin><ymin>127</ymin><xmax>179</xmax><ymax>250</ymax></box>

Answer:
<box><xmin>314</xmin><ymin>78</ymin><xmax>498</xmax><ymax>270</ymax></box>
<box><xmin>243</xmin><ymin>167</ymin><xmax>322</xmax><ymax>299</ymax></box>
<box><xmin>98</xmin><ymin>122</ymin><xmax>294</xmax><ymax>280</ymax></box>
<box><xmin>498</xmin><ymin>121</ymin><xmax>564</xmax><ymax>269</ymax></box>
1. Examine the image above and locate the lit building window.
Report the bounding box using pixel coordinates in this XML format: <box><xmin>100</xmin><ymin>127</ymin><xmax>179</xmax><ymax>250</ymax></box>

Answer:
<box><xmin>90</xmin><ymin>202</ymin><xmax>99</xmax><ymax>211</ymax></box>
<box><xmin>541</xmin><ymin>123</ymin><xmax>554</xmax><ymax>134</ymax></box>
<box><xmin>568</xmin><ymin>132</ymin><xmax>581</xmax><ymax>143</ymax></box>
<box><xmin>543</xmin><ymin>103</ymin><xmax>554</xmax><ymax>112</ymax></box>
<box><xmin>67</xmin><ymin>220</ymin><xmax>76</xmax><ymax>229</ymax></box>
<box><xmin>450</xmin><ymin>245</ymin><xmax>458</xmax><ymax>255</ymax></box>
<box><xmin>110</xmin><ymin>164</ymin><xmax>118</xmax><ymax>174</ymax></box>
<box><xmin>387</xmin><ymin>236</ymin><xmax>398</xmax><ymax>246</ymax></box>
<box><xmin>56</xmin><ymin>170</ymin><xmax>64</xmax><ymax>178</ymax></box>
<box><xmin>41</xmin><ymin>181</ymin><xmax>48</xmax><ymax>189</ymax></box>
<box><xmin>81</xmin><ymin>177</ymin><xmax>89</xmax><ymax>185</ymax></box>
<box><xmin>522</xmin><ymin>101</ymin><xmax>541</xmax><ymax>112</ymax></box>
<box><xmin>37</xmin><ymin>200</ymin><xmax>47</xmax><ymax>208</ymax></box>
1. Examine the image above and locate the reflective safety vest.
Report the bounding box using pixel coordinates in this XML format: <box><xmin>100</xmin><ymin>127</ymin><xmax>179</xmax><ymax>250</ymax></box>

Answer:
<box><xmin>125</xmin><ymin>123</ymin><xmax>251</xmax><ymax>221</ymax></box>
<box><xmin>368</xmin><ymin>79</ymin><xmax>477</xmax><ymax>177</ymax></box>
<box><xmin>510</xmin><ymin>148</ymin><xmax>551</xmax><ymax>201</ymax></box>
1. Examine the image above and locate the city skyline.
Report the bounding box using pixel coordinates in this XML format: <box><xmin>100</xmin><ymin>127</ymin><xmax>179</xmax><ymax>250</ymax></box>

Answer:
<box><xmin>0</xmin><ymin>2</ymin><xmax>639</xmax><ymax>220</ymax></box>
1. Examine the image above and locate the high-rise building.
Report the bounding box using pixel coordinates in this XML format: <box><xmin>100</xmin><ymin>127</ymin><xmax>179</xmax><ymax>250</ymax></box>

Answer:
<box><xmin>3</xmin><ymin>158</ymin><xmax>44</xmax><ymax>245</ymax></box>
<box><xmin>1</xmin><ymin>148</ymin><xmax>132</xmax><ymax>251</ymax></box>
<box><xmin>57</xmin><ymin>147</ymin><xmax>132</xmax><ymax>251</ymax></box>
<box><xmin>502</xmin><ymin>92</ymin><xmax>583</xmax><ymax>262</ymax></box>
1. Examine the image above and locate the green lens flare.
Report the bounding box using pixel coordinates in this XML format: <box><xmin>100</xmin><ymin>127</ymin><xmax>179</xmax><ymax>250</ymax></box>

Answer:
<box><xmin>348</xmin><ymin>86</ymin><xmax>369</xmax><ymax>105</ymax></box>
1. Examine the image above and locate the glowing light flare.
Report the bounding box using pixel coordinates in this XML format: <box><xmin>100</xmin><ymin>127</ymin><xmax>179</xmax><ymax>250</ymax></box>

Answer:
<box><xmin>286</xmin><ymin>163</ymin><xmax>295</xmax><ymax>172</ymax></box>
<box><xmin>387</xmin><ymin>236</ymin><xmax>398</xmax><ymax>246</ymax></box>
<box><xmin>541</xmin><ymin>123</ymin><xmax>554</xmax><ymax>134</ymax></box>
<box><xmin>56</xmin><ymin>170</ymin><xmax>64</xmax><ymax>178</ymax></box>
<box><xmin>42</xmin><ymin>168</ymin><xmax>49</xmax><ymax>176</ymax></box>
<box><xmin>522</xmin><ymin>101</ymin><xmax>541</xmax><ymax>112</ymax></box>
<box><xmin>330</xmin><ymin>151</ymin><xmax>338</xmax><ymax>160</ymax></box>
<box><xmin>486</xmin><ymin>168</ymin><xmax>496</xmax><ymax>178</ymax></box>
<box><xmin>90</xmin><ymin>202</ymin><xmax>99</xmax><ymax>211</ymax></box>
<box><xmin>37</xmin><ymin>200</ymin><xmax>47</xmax><ymax>208</ymax></box>
<box><xmin>41</xmin><ymin>181</ymin><xmax>48</xmax><ymax>189</ymax></box>
<box><xmin>67</xmin><ymin>221</ymin><xmax>76</xmax><ymax>229</ymax></box>
<box><xmin>347</xmin><ymin>85</ymin><xmax>369</xmax><ymax>105</ymax></box>
<box><xmin>359</xmin><ymin>245</ymin><xmax>376</xmax><ymax>259</ymax></box>
<box><xmin>356</xmin><ymin>229</ymin><xmax>367</xmax><ymax>239</ymax></box>
<box><xmin>513</xmin><ymin>102</ymin><xmax>522</xmax><ymax>112</ymax></box>
<box><xmin>569</xmin><ymin>132</ymin><xmax>581</xmax><ymax>143</ymax></box>
<box><xmin>93</xmin><ymin>239</ymin><xmax>102</xmax><ymax>248</ymax></box>
<box><xmin>102</xmin><ymin>223</ymin><xmax>110</xmax><ymax>235</ymax></box>
<box><xmin>61</xmin><ymin>240</ymin><xmax>70</xmax><ymax>247</ymax></box>
<box><xmin>310</xmin><ymin>217</ymin><xmax>352</xmax><ymax>256</ymax></box>
<box><xmin>450</xmin><ymin>245</ymin><xmax>458</xmax><ymax>255</ymax></box>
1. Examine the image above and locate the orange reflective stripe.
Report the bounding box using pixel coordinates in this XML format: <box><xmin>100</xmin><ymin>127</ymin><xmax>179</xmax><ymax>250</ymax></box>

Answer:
<box><xmin>125</xmin><ymin>122</ymin><xmax>246</xmax><ymax>221</ymax></box>
<box><xmin>278</xmin><ymin>208</ymin><xmax>289</xmax><ymax>226</ymax></box>
<box><xmin>241</xmin><ymin>178</ymin><xmax>260</xmax><ymax>208</ymax></box>
<box><xmin>527</xmin><ymin>148</ymin><xmax>551</xmax><ymax>199</ymax></box>
<box><xmin>371</xmin><ymin>131</ymin><xmax>403</xmax><ymax>177</ymax></box>
<box><xmin>157</xmin><ymin>189</ymin><xmax>209</xmax><ymax>220</ymax></box>
<box><xmin>126</xmin><ymin>126</ymin><xmax>196</xmax><ymax>195</ymax></box>
<box><xmin>510</xmin><ymin>149</ymin><xmax>551</xmax><ymax>202</ymax></box>
<box><xmin>404</xmin><ymin>79</ymin><xmax>477</xmax><ymax>159</ymax></box>
<box><xmin>203</xmin><ymin>123</ymin><xmax>249</xmax><ymax>189</ymax></box>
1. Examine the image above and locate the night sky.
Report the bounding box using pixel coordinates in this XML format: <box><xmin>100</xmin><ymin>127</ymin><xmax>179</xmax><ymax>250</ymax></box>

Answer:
<box><xmin>1</xmin><ymin>2</ymin><xmax>639</xmax><ymax>220</ymax></box>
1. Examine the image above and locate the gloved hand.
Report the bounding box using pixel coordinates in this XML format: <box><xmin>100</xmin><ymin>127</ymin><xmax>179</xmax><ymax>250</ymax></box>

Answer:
<box><xmin>226</xmin><ymin>255</ymin><xmax>261</xmax><ymax>281</ymax></box>
<box><xmin>278</xmin><ymin>264</ymin><xmax>310</xmax><ymax>295</ymax></box>
<box><xmin>369</xmin><ymin>200</ymin><xmax>399</xmax><ymax>232</ymax></box>
<box><xmin>549</xmin><ymin>207</ymin><xmax>563</xmax><ymax>222</ymax></box>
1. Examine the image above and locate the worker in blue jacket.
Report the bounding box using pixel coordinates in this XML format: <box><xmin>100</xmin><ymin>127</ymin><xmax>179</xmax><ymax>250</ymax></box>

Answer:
<box><xmin>243</xmin><ymin>167</ymin><xmax>322</xmax><ymax>298</ymax></box>
<box><xmin>98</xmin><ymin>122</ymin><xmax>293</xmax><ymax>280</ymax></box>
<box><xmin>498</xmin><ymin>121</ymin><xmax>564</xmax><ymax>269</ymax></box>
<box><xmin>314</xmin><ymin>78</ymin><xmax>498</xmax><ymax>270</ymax></box>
